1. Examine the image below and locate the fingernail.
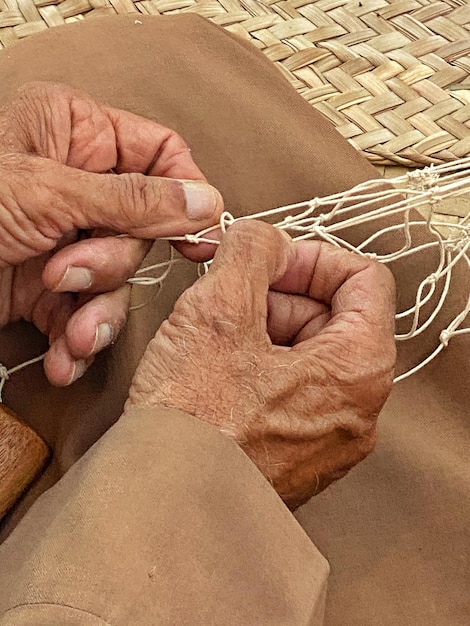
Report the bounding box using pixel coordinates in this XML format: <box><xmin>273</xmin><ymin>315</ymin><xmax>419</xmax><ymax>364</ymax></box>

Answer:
<box><xmin>67</xmin><ymin>359</ymin><xmax>87</xmax><ymax>385</ymax></box>
<box><xmin>91</xmin><ymin>323</ymin><xmax>113</xmax><ymax>355</ymax></box>
<box><xmin>56</xmin><ymin>266</ymin><xmax>93</xmax><ymax>292</ymax></box>
<box><xmin>183</xmin><ymin>182</ymin><xmax>218</xmax><ymax>220</ymax></box>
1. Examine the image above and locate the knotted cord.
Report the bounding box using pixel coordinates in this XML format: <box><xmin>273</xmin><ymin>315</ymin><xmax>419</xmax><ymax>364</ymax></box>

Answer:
<box><xmin>2</xmin><ymin>159</ymin><xmax>470</xmax><ymax>392</ymax></box>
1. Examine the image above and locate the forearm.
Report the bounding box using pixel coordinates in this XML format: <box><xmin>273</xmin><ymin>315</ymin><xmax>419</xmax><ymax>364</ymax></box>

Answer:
<box><xmin>0</xmin><ymin>405</ymin><xmax>328</xmax><ymax>626</ymax></box>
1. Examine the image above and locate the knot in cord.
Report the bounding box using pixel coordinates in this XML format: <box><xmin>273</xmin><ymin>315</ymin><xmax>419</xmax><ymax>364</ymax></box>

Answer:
<box><xmin>407</xmin><ymin>166</ymin><xmax>439</xmax><ymax>191</ymax></box>
<box><xmin>308</xmin><ymin>198</ymin><xmax>320</xmax><ymax>210</ymax></box>
<box><xmin>312</xmin><ymin>224</ymin><xmax>326</xmax><ymax>236</ymax></box>
<box><xmin>426</xmin><ymin>272</ymin><xmax>439</xmax><ymax>285</ymax></box>
<box><xmin>439</xmin><ymin>330</ymin><xmax>452</xmax><ymax>348</ymax></box>
<box><xmin>316</xmin><ymin>213</ymin><xmax>328</xmax><ymax>225</ymax></box>
<box><xmin>220</xmin><ymin>211</ymin><xmax>235</xmax><ymax>233</ymax></box>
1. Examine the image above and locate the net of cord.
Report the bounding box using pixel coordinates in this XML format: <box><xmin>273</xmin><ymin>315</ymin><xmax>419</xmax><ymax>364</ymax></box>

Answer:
<box><xmin>140</xmin><ymin>159</ymin><xmax>470</xmax><ymax>383</ymax></box>
<box><xmin>2</xmin><ymin>160</ymin><xmax>470</xmax><ymax>391</ymax></box>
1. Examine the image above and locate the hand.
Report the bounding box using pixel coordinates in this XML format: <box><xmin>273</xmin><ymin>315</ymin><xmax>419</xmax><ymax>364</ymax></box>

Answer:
<box><xmin>126</xmin><ymin>221</ymin><xmax>396</xmax><ymax>509</ymax></box>
<box><xmin>0</xmin><ymin>82</ymin><xmax>223</xmax><ymax>385</ymax></box>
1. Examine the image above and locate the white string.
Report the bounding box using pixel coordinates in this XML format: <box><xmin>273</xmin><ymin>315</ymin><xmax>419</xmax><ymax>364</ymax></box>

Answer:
<box><xmin>3</xmin><ymin>159</ymin><xmax>470</xmax><ymax>393</ymax></box>
<box><xmin>146</xmin><ymin>158</ymin><xmax>470</xmax><ymax>384</ymax></box>
<box><xmin>127</xmin><ymin>244</ymin><xmax>178</xmax><ymax>288</ymax></box>
<box><xmin>0</xmin><ymin>245</ymin><xmax>179</xmax><ymax>397</ymax></box>
<box><xmin>0</xmin><ymin>352</ymin><xmax>46</xmax><ymax>403</ymax></box>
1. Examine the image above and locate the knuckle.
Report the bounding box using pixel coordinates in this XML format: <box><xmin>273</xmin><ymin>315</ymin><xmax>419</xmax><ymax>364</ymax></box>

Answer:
<box><xmin>15</xmin><ymin>81</ymin><xmax>53</xmax><ymax>102</ymax></box>
<box><xmin>229</xmin><ymin>219</ymin><xmax>272</xmax><ymax>240</ymax></box>
<box><xmin>119</xmin><ymin>172</ymin><xmax>162</xmax><ymax>224</ymax></box>
<box><xmin>166</xmin><ymin>128</ymin><xmax>188</xmax><ymax>152</ymax></box>
<box><xmin>13</xmin><ymin>81</ymin><xmax>64</xmax><ymax>118</ymax></box>
<box><xmin>4</xmin><ymin>83</ymin><xmax>71</xmax><ymax>158</ymax></box>
<box><xmin>225</xmin><ymin>221</ymin><xmax>288</xmax><ymax>276</ymax></box>
<box><xmin>319</xmin><ymin>338</ymin><xmax>394</xmax><ymax>410</ymax></box>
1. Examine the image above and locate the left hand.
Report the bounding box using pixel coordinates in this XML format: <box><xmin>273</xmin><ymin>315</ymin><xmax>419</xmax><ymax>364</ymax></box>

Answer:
<box><xmin>0</xmin><ymin>82</ymin><xmax>223</xmax><ymax>385</ymax></box>
<box><xmin>127</xmin><ymin>221</ymin><xmax>396</xmax><ymax>509</ymax></box>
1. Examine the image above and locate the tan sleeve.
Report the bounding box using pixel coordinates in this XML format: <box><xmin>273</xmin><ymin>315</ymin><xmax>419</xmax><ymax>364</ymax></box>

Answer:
<box><xmin>0</xmin><ymin>406</ymin><xmax>329</xmax><ymax>626</ymax></box>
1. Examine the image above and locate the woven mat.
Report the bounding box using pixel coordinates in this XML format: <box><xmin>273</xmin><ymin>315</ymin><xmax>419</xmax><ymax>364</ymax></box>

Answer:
<box><xmin>1</xmin><ymin>0</ymin><xmax>470</xmax><ymax>167</ymax></box>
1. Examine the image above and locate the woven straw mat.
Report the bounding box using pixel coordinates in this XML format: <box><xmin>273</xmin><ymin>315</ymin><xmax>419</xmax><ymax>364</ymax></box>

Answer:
<box><xmin>1</xmin><ymin>0</ymin><xmax>470</xmax><ymax>168</ymax></box>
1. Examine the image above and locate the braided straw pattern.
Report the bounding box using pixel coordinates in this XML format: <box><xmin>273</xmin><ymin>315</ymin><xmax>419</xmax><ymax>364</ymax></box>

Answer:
<box><xmin>1</xmin><ymin>0</ymin><xmax>470</xmax><ymax>165</ymax></box>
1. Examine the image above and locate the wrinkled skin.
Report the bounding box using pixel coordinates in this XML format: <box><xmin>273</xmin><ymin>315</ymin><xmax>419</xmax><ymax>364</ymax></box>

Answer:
<box><xmin>0</xmin><ymin>82</ymin><xmax>223</xmax><ymax>385</ymax></box>
<box><xmin>1</xmin><ymin>82</ymin><xmax>396</xmax><ymax>508</ymax></box>
<box><xmin>127</xmin><ymin>221</ymin><xmax>397</xmax><ymax>509</ymax></box>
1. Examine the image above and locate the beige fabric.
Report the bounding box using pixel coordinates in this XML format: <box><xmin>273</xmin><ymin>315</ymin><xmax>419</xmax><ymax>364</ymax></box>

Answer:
<box><xmin>0</xmin><ymin>13</ymin><xmax>378</xmax><ymax>534</ymax></box>
<box><xmin>0</xmin><ymin>406</ymin><xmax>328</xmax><ymax>625</ymax></box>
<box><xmin>0</xmin><ymin>13</ymin><xmax>468</xmax><ymax>625</ymax></box>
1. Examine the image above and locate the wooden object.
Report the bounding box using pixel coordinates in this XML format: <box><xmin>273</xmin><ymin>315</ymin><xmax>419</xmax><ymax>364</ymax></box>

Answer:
<box><xmin>1</xmin><ymin>0</ymin><xmax>470</xmax><ymax>166</ymax></box>
<box><xmin>0</xmin><ymin>402</ymin><xmax>49</xmax><ymax>520</ymax></box>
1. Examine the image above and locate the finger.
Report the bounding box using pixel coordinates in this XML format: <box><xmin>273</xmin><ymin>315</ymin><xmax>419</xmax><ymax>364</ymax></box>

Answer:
<box><xmin>105</xmin><ymin>107</ymin><xmax>205</xmax><ymax>180</ymax></box>
<box><xmin>2</xmin><ymin>82</ymin><xmax>206</xmax><ymax>181</ymax></box>
<box><xmin>44</xmin><ymin>286</ymin><xmax>130</xmax><ymax>386</ymax></box>
<box><xmin>25</xmin><ymin>289</ymin><xmax>77</xmax><ymax>343</ymax></box>
<box><xmin>42</xmin><ymin>236</ymin><xmax>151</xmax><ymax>293</ymax></box>
<box><xmin>271</xmin><ymin>240</ymin><xmax>396</xmax><ymax>329</ymax></box>
<box><xmin>272</xmin><ymin>241</ymin><xmax>396</xmax><ymax>373</ymax></box>
<box><xmin>210</xmin><ymin>221</ymin><xmax>293</xmax><ymax>284</ymax></box>
<box><xmin>21</xmin><ymin>288</ymin><xmax>83</xmax><ymax>386</ymax></box>
<box><xmin>267</xmin><ymin>291</ymin><xmax>330</xmax><ymax>346</ymax></box>
<box><xmin>0</xmin><ymin>155</ymin><xmax>224</xmax><ymax>263</ymax></box>
<box><xmin>65</xmin><ymin>286</ymin><xmax>130</xmax><ymax>359</ymax></box>
<box><xmin>183</xmin><ymin>221</ymin><xmax>294</xmax><ymax>339</ymax></box>
<box><xmin>43</xmin><ymin>336</ymin><xmax>94</xmax><ymax>388</ymax></box>
<box><xmin>172</xmin><ymin>226</ymin><xmax>221</xmax><ymax>262</ymax></box>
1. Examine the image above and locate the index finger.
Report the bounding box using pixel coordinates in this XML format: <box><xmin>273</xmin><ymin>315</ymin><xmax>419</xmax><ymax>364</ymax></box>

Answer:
<box><xmin>272</xmin><ymin>241</ymin><xmax>396</xmax><ymax>366</ymax></box>
<box><xmin>104</xmin><ymin>106</ymin><xmax>205</xmax><ymax>180</ymax></box>
<box><xmin>1</xmin><ymin>82</ymin><xmax>205</xmax><ymax>181</ymax></box>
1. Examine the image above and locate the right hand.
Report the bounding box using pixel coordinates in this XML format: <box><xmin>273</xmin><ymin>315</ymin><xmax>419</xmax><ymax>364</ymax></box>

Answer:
<box><xmin>127</xmin><ymin>221</ymin><xmax>396</xmax><ymax>509</ymax></box>
<box><xmin>0</xmin><ymin>82</ymin><xmax>223</xmax><ymax>385</ymax></box>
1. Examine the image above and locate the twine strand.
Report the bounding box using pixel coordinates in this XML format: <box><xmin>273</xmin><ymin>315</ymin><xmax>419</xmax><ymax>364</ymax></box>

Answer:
<box><xmin>0</xmin><ymin>353</ymin><xmax>46</xmax><ymax>402</ymax></box>
<box><xmin>2</xmin><ymin>160</ymin><xmax>470</xmax><ymax>392</ymax></box>
<box><xmin>151</xmin><ymin>158</ymin><xmax>470</xmax><ymax>384</ymax></box>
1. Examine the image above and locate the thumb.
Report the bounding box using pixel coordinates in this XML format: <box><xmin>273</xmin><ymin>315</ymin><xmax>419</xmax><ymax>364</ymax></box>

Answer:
<box><xmin>210</xmin><ymin>220</ymin><xmax>294</xmax><ymax>282</ymax></box>
<box><xmin>187</xmin><ymin>221</ymin><xmax>294</xmax><ymax>334</ymax></box>
<box><xmin>2</xmin><ymin>155</ymin><xmax>223</xmax><ymax>244</ymax></box>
